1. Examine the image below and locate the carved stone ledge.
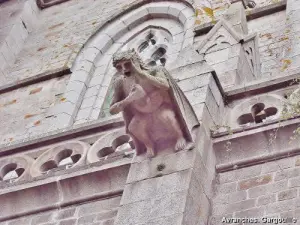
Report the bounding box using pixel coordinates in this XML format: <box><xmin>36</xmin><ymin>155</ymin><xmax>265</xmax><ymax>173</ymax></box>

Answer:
<box><xmin>0</xmin><ymin>163</ymin><xmax>129</xmax><ymax>222</ymax></box>
<box><xmin>224</xmin><ymin>71</ymin><xmax>300</xmax><ymax>102</ymax></box>
<box><xmin>36</xmin><ymin>0</ymin><xmax>71</xmax><ymax>9</ymax></box>
<box><xmin>216</xmin><ymin>147</ymin><xmax>300</xmax><ymax>172</ymax></box>
<box><xmin>213</xmin><ymin>118</ymin><xmax>300</xmax><ymax>170</ymax></box>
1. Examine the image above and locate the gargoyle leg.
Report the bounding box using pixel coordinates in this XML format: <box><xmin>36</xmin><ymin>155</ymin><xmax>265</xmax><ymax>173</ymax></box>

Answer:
<box><xmin>157</xmin><ymin>107</ymin><xmax>187</xmax><ymax>152</ymax></box>
<box><xmin>128</xmin><ymin>115</ymin><xmax>156</xmax><ymax>157</ymax></box>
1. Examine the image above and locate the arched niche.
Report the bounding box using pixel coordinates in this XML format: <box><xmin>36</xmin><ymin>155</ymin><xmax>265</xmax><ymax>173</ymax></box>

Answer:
<box><xmin>54</xmin><ymin>1</ymin><xmax>195</xmax><ymax>126</ymax></box>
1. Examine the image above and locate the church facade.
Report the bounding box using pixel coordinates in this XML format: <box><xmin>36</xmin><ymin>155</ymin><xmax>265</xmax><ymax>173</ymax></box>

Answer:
<box><xmin>0</xmin><ymin>0</ymin><xmax>299</xmax><ymax>224</ymax></box>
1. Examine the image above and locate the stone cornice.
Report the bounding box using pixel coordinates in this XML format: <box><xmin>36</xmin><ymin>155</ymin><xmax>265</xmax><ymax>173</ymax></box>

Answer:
<box><xmin>224</xmin><ymin>69</ymin><xmax>300</xmax><ymax>102</ymax></box>
<box><xmin>0</xmin><ymin>162</ymin><xmax>130</xmax><ymax>221</ymax></box>
<box><xmin>213</xmin><ymin>117</ymin><xmax>300</xmax><ymax>172</ymax></box>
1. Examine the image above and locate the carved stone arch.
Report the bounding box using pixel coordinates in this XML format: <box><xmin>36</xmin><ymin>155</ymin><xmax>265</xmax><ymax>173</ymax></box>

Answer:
<box><xmin>0</xmin><ymin>155</ymin><xmax>34</xmax><ymax>184</ymax></box>
<box><xmin>30</xmin><ymin>141</ymin><xmax>90</xmax><ymax>177</ymax></box>
<box><xmin>56</xmin><ymin>1</ymin><xmax>196</xmax><ymax>125</ymax></box>
<box><xmin>230</xmin><ymin>94</ymin><xmax>285</xmax><ymax>128</ymax></box>
<box><xmin>87</xmin><ymin>129</ymin><xmax>134</xmax><ymax>163</ymax></box>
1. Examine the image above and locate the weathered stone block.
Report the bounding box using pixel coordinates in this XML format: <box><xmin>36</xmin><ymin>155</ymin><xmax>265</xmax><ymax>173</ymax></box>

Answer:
<box><xmin>289</xmin><ymin>176</ymin><xmax>300</xmax><ymax>188</ymax></box>
<box><xmin>262</xmin><ymin>158</ymin><xmax>295</xmax><ymax>174</ymax></box>
<box><xmin>257</xmin><ymin>194</ymin><xmax>276</xmax><ymax>206</ymax></box>
<box><xmin>265</xmin><ymin>199</ymin><xmax>296</xmax><ymax>214</ymax></box>
<box><xmin>58</xmin><ymin>219</ymin><xmax>77</xmax><ymax>225</ymax></box>
<box><xmin>55</xmin><ymin>208</ymin><xmax>76</xmax><ymax>220</ymax></box>
<box><xmin>277</xmin><ymin>189</ymin><xmax>298</xmax><ymax>201</ymax></box>
<box><xmin>69</xmin><ymin>70</ymin><xmax>90</xmax><ymax>84</ymax></box>
<box><xmin>217</xmin><ymin>182</ymin><xmax>237</xmax><ymax>194</ymax></box>
<box><xmin>77</xmin><ymin>214</ymin><xmax>96</xmax><ymax>224</ymax></box>
<box><xmin>78</xmin><ymin>197</ymin><xmax>121</xmax><ymax>216</ymax></box>
<box><xmin>213</xmin><ymin>191</ymin><xmax>247</xmax><ymax>205</ymax></box>
<box><xmin>238</xmin><ymin>174</ymin><xmax>273</xmax><ymax>190</ymax></box>
<box><xmin>275</xmin><ymin>167</ymin><xmax>300</xmax><ymax>181</ymax></box>
<box><xmin>184</xmin><ymin>86</ymin><xmax>209</xmax><ymax>106</ymax></box>
<box><xmin>234</xmin><ymin>207</ymin><xmax>265</xmax><ymax>217</ymax></box>
<box><xmin>178</xmin><ymin>74</ymin><xmax>210</xmax><ymax>92</ymax></box>
<box><xmin>7</xmin><ymin>217</ymin><xmax>31</xmax><ymax>225</ymax></box>
<box><xmin>115</xmin><ymin>191</ymin><xmax>186</xmax><ymax>225</ymax></box>
<box><xmin>90</xmin><ymin>34</ymin><xmax>113</xmax><ymax>54</ymax></box>
<box><xmin>121</xmin><ymin>169</ymin><xmax>192</xmax><ymax>205</ymax></box>
<box><xmin>122</xmin><ymin>8</ymin><xmax>149</xmax><ymax>30</ymax></box>
<box><xmin>213</xmin><ymin>199</ymin><xmax>256</xmax><ymax>215</ymax></box>
<box><xmin>82</xmin><ymin>47</ymin><xmax>101</xmax><ymax>62</ymax></box>
<box><xmin>31</xmin><ymin>212</ymin><xmax>53</xmax><ymax>225</ymax></box>
<box><xmin>66</xmin><ymin>81</ymin><xmax>87</xmax><ymax>93</ymax></box>
<box><xmin>48</xmin><ymin>101</ymin><xmax>78</xmax><ymax>117</ymax></box>
<box><xmin>63</xmin><ymin>91</ymin><xmax>83</xmax><ymax>105</ymax></box>
<box><xmin>96</xmin><ymin>210</ymin><xmax>118</xmax><ymax>221</ymax></box>
<box><xmin>296</xmin><ymin>157</ymin><xmax>300</xmax><ymax>166</ymax></box>
<box><xmin>167</xmin><ymin>4</ymin><xmax>186</xmax><ymax>18</ymax></box>
<box><xmin>127</xmin><ymin>150</ymin><xmax>196</xmax><ymax>183</ymax></box>
<box><xmin>81</xmin><ymin>95</ymin><xmax>97</xmax><ymax>109</ymax></box>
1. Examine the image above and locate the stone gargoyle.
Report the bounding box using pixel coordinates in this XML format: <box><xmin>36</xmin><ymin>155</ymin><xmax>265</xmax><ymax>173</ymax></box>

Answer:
<box><xmin>109</xmin><ymin>49</ymin><xmax>199</xmax><ymax>157</ymax></box>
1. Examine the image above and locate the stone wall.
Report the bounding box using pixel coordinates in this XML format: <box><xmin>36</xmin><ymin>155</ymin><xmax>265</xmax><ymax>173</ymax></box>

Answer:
<box><xmin>0</xmin><ymin>196</ymin><xmax>120</xmax><ymax>225</ymax></box>
<box><xmin>0</xmin><ymin>0</ymin><xmax>38</xmax><ymax>76</ymax></box>
<box><xmin>248</xmin><ymin>11</ymin><xmax>288</xmax><ymax>78</ymax></box>
<box><xmin>0</xmin><ymin>0</ymin><xmax>300</xmax><ymax>225</ymax></box>
<box><xmin>2</xmin><ymin>0</ymin><xmax>142</xmax><ymax>84</ymax></box>
<box><xmin>0</xmin><ymin>75</ymin><xmax>70</xmax><ymax>145</ymax></box>
<box><xmin>211</xmin><ymin>156</ymin><xmax>300</xmax><ymax>224</ymax></box>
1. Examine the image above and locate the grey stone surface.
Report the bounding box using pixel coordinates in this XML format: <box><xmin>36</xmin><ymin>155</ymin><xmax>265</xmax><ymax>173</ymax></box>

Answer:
<box><xmin>0</xmin><ymin>1</ymin><xmax>300</xmax><ymax>225</ymax></box>
<box><xmin>127</xmin><ymin>150</ymin><xmax>197</xmax><ymax>184</ymax></box>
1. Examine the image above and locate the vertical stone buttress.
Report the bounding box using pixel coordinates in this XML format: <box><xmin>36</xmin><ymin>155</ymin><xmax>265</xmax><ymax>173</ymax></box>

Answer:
<box><xmin>113</xmin><ymin>50</ymin><xmax>220</xmax><ymax>225</ymax></box>
<box><xmin>197</xmin><ymin>2</ymin><xmax>260</xmax><ymax>88</ymax></box>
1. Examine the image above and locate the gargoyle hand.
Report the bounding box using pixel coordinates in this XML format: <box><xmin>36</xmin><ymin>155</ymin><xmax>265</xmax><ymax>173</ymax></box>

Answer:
<box><xmin>110</xmin><ymin>101</ymin><xmax>125</xmax><ymax>114</ymax></box>
<box><xmin>129</xmin><ymin>84</ymin><xmax>146</xmax><ymax>100</ymax></box>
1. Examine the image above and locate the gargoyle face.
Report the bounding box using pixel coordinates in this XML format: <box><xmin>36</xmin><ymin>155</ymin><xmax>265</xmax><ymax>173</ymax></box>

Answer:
<box><xmin>115</xmin><ymin>60</ymin><xmax>133</xmax><ymax>77</ymax></box>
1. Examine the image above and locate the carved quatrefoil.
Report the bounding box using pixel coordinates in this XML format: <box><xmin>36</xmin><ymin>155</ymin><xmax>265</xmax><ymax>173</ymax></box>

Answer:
<box><xmin>0</xmin><ymin>156</ymin><xmax>34</xmax><ymax>184</ymax></box>
<box><xmin>30</xmin><ymin>141</ymin><xmax>89</xmax><ymax>177</ymax></box>
<box><xmin>87</xmin><ymin>129</ymin><xmax>134</xmax><ymax>163</ymax></box>
<box><xmin>238</xmin><ymin>103</ymin><xmax>278</xmax><ymax>125</ymax></box>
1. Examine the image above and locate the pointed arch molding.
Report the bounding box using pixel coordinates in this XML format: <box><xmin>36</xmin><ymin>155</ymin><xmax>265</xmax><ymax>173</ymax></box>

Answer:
<box><xmin>47</xmin><ymin>1</ymin><xmax>195</xmax><ymax>128</ymax></box>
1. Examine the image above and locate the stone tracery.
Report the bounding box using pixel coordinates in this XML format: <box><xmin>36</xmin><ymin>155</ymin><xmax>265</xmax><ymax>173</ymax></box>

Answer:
<box><xmin>64</xmin><ymin>1</ymin><xmax>195</xmax><ymax>124</ymax></box>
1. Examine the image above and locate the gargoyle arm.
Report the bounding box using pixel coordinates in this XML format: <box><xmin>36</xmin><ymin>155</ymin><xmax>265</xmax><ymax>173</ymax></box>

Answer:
<box><xmin>138</xmin><ymin>69</ymin><xmax>169</xmax><ymax>90</ymax></box>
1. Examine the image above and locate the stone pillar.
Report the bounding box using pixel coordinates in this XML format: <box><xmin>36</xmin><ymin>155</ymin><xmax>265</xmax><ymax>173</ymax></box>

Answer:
<box><xmin>285</xmin><ymin>0</ymin><xmax>300</xmax><ymax>71</ymax></box>
<box><xmin>114</xmin><ymin>147</ymin><xmax>214</xmax><ymax>225</ymax></box>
